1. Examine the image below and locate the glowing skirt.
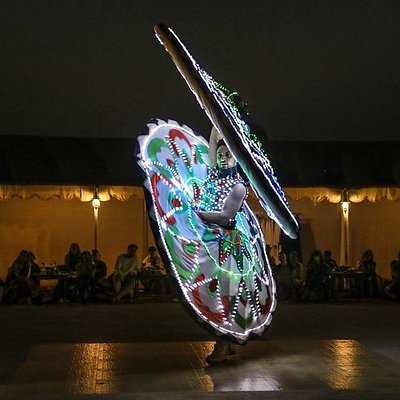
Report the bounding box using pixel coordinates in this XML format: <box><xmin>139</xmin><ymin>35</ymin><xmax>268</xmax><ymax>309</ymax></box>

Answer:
<box><xmin>137</xmin><ymin>119</ymin><xmax>276</xmax><ymax>342</ymax></box>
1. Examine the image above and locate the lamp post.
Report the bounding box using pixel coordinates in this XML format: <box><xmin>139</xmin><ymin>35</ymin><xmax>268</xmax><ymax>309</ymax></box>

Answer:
<box><xmin>92</xmin><ymin>188</ymin><xmax>101</xmax><ymax>250</ymax></box>
<box><xmin>340</xmin><ymin>189</ymin><xmax>350</xmax><ymax>266</ymax></box>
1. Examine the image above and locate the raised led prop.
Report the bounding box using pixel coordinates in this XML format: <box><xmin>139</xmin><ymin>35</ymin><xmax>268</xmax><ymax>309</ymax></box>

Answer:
<box><xmin>154</xmin><ymin>24</ymin><xmax>298</xmax><ymax>239</ymax></box>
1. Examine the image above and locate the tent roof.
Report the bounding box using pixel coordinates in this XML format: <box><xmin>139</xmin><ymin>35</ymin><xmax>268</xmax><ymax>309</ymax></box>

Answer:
<box><xmin>1</xmin><ymin>135</ymin><xmax>399</xmax><ymax>188</ymax></box>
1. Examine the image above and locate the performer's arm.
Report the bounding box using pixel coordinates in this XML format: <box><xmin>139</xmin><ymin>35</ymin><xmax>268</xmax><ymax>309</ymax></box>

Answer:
<box><xmin>198</xmin><ymin>184</ymin><xmax>246</xmax><ymax>226</ymax></box>
<box><xmin>208</xmin><ymin>126</ymin><xmax>223</xmax><ymax>168</ymax></box>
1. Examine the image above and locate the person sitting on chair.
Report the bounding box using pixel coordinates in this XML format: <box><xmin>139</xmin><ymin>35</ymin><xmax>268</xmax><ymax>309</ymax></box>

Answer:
<box><xmin>140</xmin><ymin>246</ymin><xmax>166</xmax><ymax>293</ymax></box>
<box><xmin>112</xmin><ymin>244</ymin><xmax>139</xmax><ymax>303</ymax></box>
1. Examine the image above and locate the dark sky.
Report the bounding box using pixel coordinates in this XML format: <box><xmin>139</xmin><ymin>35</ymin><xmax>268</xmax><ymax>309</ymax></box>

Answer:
<box><xmin>1</xmin><ymin>0</ymin><xmax>399</xmax><ymax>140</ymax></box>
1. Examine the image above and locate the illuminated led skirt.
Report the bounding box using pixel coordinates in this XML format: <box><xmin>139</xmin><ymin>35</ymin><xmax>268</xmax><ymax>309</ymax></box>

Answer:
<box><xmin>137</xmin><ymin>119</ymin><xmax>276</xmax><ymax>342</ymax></box>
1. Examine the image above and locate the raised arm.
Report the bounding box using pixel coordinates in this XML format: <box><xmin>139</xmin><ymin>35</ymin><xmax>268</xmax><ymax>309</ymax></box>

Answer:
<box><xmin>208</xmin><ymin>126</ymin><xmax>223</xmax><ymax>168</ymax></box>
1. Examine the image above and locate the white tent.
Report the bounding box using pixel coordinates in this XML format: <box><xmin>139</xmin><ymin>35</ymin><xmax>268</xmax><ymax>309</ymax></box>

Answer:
<box><xmin>1</xmin><ymin>185</ymin><xmax>399</xmax><ymax>280</ymax></box>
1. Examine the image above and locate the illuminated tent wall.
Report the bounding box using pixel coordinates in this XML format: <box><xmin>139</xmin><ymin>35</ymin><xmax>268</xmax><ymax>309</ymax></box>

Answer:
<box><xmin>0</xmin><ymin>186</ymin><xmax>153</xmax><ymax>277</ymax></box>
<box><xmin>1</xmin><ymin>137</ymin><xmax>400</xmax><ymax>279</ymax></box>
<box><xmin>284</xmin><ymin>188</ymin><xmax>400</xmax><ymax>279</ymax></box>
<box><xmin>0</xmin><ymin>136</ymin><xmax>152</xmax><ymax>276</ymax></box>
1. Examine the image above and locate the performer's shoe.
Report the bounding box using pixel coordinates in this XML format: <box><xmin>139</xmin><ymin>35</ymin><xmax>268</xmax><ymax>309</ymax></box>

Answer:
<box><xmin>206</xmin><ymin>341</ymin><xmax>230</xmax><ymax>365</ymax></box>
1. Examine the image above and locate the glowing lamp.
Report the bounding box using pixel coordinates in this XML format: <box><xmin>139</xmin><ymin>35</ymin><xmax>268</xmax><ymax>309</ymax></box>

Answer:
<box><xmin>341</xmin><ymin>201</ymin><xmax>349</xmax><ymax>212</ymax></box>
<box><xmin>92</xmin><ymin>197</ymin><xmax>101</xmax><ymax>209</ymax></box>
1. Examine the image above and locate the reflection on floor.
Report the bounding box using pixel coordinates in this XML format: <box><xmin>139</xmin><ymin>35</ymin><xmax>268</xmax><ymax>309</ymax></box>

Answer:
<box><xmin>1</xmin><ymin>339</ymin><xmax>400</xmax><ymax>397</ymax></box>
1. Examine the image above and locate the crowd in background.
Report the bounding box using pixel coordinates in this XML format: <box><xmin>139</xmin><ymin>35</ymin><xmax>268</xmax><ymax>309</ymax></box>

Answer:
<box><xmin>0</xmin><ymin>242</ymin><xmax>169</xmax><ymax>305</ymax></box>
<box><xmin>1</xmin><ymin>244</ymin><xmax>400</xmax><ymax>305</ymax></box>
<box><xmin>268</xmin><ymin>246</ymin><xmax>400</xmax><ymax>302</ymax></box>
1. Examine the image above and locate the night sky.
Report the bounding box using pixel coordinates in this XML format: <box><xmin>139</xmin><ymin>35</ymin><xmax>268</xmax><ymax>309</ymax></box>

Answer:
<box><xmin>1</xmin><ymin>1</ymin><xmax>399</xmax><ymax>141</ymax></box>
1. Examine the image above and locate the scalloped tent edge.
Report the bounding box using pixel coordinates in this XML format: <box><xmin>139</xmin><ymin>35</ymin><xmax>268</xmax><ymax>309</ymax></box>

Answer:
<box><xmin>0</xmin><ymin>185</ymin><xmax>143</xmax><ymax>202</ymax></box>
<box><xmin>1</xmin><ymin>185</ymin><xmax>400</xmax><ymax>204</ymax></box>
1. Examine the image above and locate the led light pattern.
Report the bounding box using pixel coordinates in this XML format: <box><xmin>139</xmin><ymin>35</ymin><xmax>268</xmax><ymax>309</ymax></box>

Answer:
<box><xmin>155</xmin><ymin>26</ymin><xmax>298</xmax><ymax>238</ymax></box>
<box><xmin>200</xmin><ymin>74</ymin><xmax>297</xmax><ymax>235</ymax></box>
<box><xmin>137</xmin><ymin>119</ymin><xmax>276</xmax><ymax>341</ymax></box>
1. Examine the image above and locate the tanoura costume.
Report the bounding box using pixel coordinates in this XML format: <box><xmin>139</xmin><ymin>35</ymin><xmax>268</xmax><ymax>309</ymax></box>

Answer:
<box><xmin>137</xmin><ymin>25</ymin><xmax>298</xmax><ymax>344</ymax></box>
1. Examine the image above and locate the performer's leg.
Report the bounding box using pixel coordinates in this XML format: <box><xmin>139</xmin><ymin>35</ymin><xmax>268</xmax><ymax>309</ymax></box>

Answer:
<box><xmin>206</xmin><ymin>338</ymin><xmax>234</xmax><ymax>365</ymax></box>
<box><xmin>113</xmin><ymin>284</ymin><xmax>134</xmax><ymax>303</ymax></box>
<box><xmin>113</xmin><ymin>272</ymin><xmax>122</xmax><ymax>295</ymax></box>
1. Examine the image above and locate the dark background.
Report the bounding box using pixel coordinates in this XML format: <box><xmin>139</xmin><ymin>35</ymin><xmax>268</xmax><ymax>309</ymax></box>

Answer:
<box><xmin>1</xmin><ymin>0</ymin><xmax>399</xmax><ymax>141</ymax></box>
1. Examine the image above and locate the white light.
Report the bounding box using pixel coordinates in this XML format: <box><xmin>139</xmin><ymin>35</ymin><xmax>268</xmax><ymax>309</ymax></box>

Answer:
<box><xmin>341</xmin><ymin>201</ymin><xmax>349</xmax><ymax>212</ymax></box>
<box><xmin>92</xmin><ymin>198</ymin><xmax>101</xmax><ymax>209</ymax></box>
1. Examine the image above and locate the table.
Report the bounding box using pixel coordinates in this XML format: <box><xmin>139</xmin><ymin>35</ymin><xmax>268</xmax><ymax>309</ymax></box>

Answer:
<box><xmin>135</xmin><ymin>272</ymin><xmax>169</xmax><ymax>296</ymax></box>
<box><xmin>330</xmin><ymin>270</ymin><xmax>365</xmax><ymax>298</ymax></box>
<box><xmin>39</xmin><ymin>273</ymin><xmax>76</xmax><ymax>301</ymax></box>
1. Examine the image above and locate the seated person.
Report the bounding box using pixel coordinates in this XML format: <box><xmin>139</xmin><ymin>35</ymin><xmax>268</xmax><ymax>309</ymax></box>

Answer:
<box><xmin>140</xmin><ymin>246</ymin><xmax>167</xmax><ymax>293</ymax></box>
<box><xmin>141</xmin><ymin>246</ymin><xmax>165</xmax><ymax>274</ymax></box>
<box><xmin>323</xmin><ymin>250</ymin><xmax>338</xmax><ymax>270</ymax></box>
<box><xmin>358</xmin><ymin>249</ymin><xmax>383</xmax><ymax>297</ymax></box>
<box><xmin>385</xmin><ymin>256</ymin><xmax>400</xmax><ymax>301</ymax></box>
<box><xmin>288</xmin><ymin>250</ymin><xmax>305</xmax><ymax>288</ymax></box>
<box><xmin>27</xmin><ymin>251</ymin><xmax>42</xmax><ymax>303</ymax></box>
<box><xmin>273</xmin><ymin>251</ymin><xmax>295</xmax><ymax>301</ymax></box>
<box><xmin>4</xmin><ymin>249</ymin><xmax>36</xmax><ymax>304</ymax></box>
<box><xmin>91</xmin><ymin>249</ymin><xmax>107</xmax><ymax>282</ymax></box>
<box><xmin>76</xmin><ymin>251</ymin><xmax>95</xmax><ymax>302</ymax></box>
<box><xmin>64</xmin><ymin>242</ymin><xmax>81</xmax><ymax>273</ymax></box>
<box><xmin>390</xmin><ymin>251</ymin><xmax>400</xmax><ymax>277</ymax></box>
<box><xmin>90</xmin><ymin>249</ymin><xmax>108</xmax><ymax>300</ymax></box>
<box><xmin>112</xmin><ymin>244</ymin><xmax>139</xmax><ymax>303</ymax></box>
<box><xmin>301</xmin><ymin>250</ymin><xmax>332</xmax><ymax>302</ymax></box>
<box><xmin>54</xmin><ymin>247</ymin><xmax>85</xmax><ymax>303</ymax></box>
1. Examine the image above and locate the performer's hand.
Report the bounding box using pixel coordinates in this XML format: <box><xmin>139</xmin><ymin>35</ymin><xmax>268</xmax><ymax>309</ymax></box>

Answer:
<box><xmin>210</xmin><ymin>126</ymin><xmax>223</xmax><ymax>142</ymax></box>
<box><xmin>209</xmin><ymin>126</ymin><xmax>224</xmax><ymax>167</ymax></box>
<box><xmin>195</xmin><ymin>210</ymin><xmax>205</xmax><ymax>221</ymax></box>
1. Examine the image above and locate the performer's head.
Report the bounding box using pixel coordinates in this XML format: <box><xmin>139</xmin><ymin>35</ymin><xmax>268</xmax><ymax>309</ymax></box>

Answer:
<box><xmin>216</xmin><ymin>141</ymin><xmax>237</xmax><ymax>171</ymax></box>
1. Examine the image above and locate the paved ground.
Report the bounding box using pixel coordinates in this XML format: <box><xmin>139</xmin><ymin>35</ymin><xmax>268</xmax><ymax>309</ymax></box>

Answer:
<box><xmin>0</xmin><ymin>297</ymin><xmax>399</xmax><ymax>399</ymax></box>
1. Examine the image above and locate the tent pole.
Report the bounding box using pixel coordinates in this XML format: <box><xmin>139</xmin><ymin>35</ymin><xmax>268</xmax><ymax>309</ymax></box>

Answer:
<box><xmin>94</xmin><ymin>207</ymin><xmax>99</xmax><ymax>250</ymax></box>
<box><xmin>92</xmin><ymin>186</ymin><xmax>101</xmax><ymax>250</ymax></box>
<box><xmin>340</xmin><ymin>189</ymin><xmax>350</xmax><ymax>266</ymax></box>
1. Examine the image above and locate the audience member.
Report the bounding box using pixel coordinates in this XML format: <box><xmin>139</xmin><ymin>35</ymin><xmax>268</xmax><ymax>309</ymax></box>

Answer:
<box><xmin>390</xmin><ymin>251</ymin><xmax>400</xmax><ymax>277</ymax></box>
<box><xmin>76</xmin><ymin>251</ymin><xmax>95</xmax><ymax>302</ymax></box>
<box><xmin>112</xmin><ymin>244</ymin><xmax>139</xmax><ymax>303</ymax></box>
<box><xmin>140</xmin><ymin>246</ymin><xmax>167</xmax><ymax>293</ymax></box>
<box><xmin>384</xmin><ymin>257</ymin><xmax>400</xmax><ymax>301</ymax></box>
<box><xmin>323</xmin><ymin>250</ymin><xmax>338</xmax><ymax>270</ymax></box>
<box><xmin>141</xmin><ymin>246</ymin><xmax>164</xmax><ymax>273</ymax></box>
<box><xmin>287</xmin><ymin>251</ymin><xmax>305</xmax><ymax>288</ymax></box>
<box><xmin>358</xmin><ymin>250</ymin><xmax>383</xmax><ymax>297</ymax></box>
<box><xmin>64</xmin><ymin>243</ymin><xmax>81</xmax><ymax>272</ymax></box>
<box><xmin>91</xmin><ymin>249</ymin><xmax>108</xmax><ymax>300</ymax></box>
<box><xmin>273</xmin><ymin>251</ymin><xmax>295</xmax><ymax>300</ymax></box>
<box><xmin>4</xmin><ymin>250</ymin><xmax>36</xmax><ymax>304</ymax></box>
<box><xmin>27</xmin><ymin>251</ymin><xmax>41</xmax><ymax>303</ymax></box>
<box><xmin>91</xmin><ymin>250</ymin><xmax>107</xmax><ymax>283</ymax></box>
<box><xmin>301</xmin><ymin>250</ymin><xmax>331</xmax><ymax>302</ymax></box>
<box><xmin>53</xmin><ymin>245</ymin><xmax>82</xmax><ymax>303</ymax></box>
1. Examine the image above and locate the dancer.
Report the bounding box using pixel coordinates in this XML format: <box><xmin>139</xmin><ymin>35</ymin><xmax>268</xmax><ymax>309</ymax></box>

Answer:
<box><xmin>137</xmin><ymin>25</ymin><xmax>298</xmax><ymax>364</ymax></box>
<box><xmin>197</xmin><ymin>127</ymin><xmax>259</xmax><ymax>363</ymax></box>
<box><xmin>138</xmin><ymin>119</ymin><xmax>277</xmax><ymax>364</ymax></box>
